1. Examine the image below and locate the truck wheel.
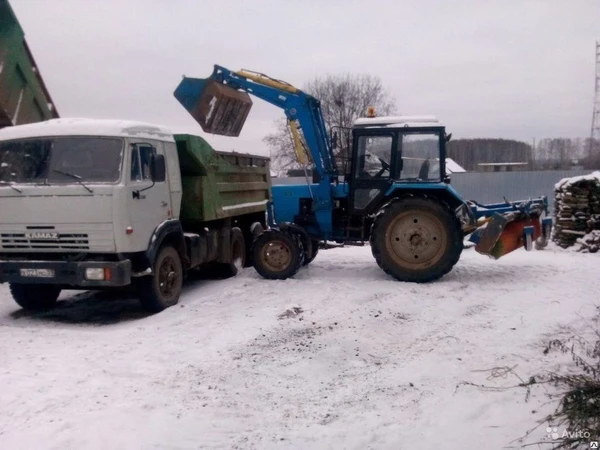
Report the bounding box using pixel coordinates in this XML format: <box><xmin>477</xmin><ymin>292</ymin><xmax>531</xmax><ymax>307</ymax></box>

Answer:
<box><xmin>252</xmin><ymin>229</ymin><xmax>302</xmax><ymax>280</ymax></box>
<box><xmin>220</xmin><ymin>227</ymin><xmax>246</xmax><ymax>277</ymax></box>
<box><xmin>370</xmin><ymin>197</ymin><xmax>463</xmax><ymax>283</ymax></box>
<box><xmin>137</xmin><ymin>245</ymin><xmax>183</xmax><ymax>313</ymax></box>
<box><xmin>303</xmin><ymin>240</ymin><xmax>320</xmax><ymax>266</ymax></box>
<box><xmin>9</xmin><ymin>283</ymin><xmax>61</xmax><ymax>310</ymax></box>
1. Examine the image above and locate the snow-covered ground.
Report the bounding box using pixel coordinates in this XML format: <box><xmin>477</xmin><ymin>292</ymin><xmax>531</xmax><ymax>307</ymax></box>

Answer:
<box><xmin>0</xmin><ymin>244</ymin><xmax>598</xmax><ymax>450</ymax></box>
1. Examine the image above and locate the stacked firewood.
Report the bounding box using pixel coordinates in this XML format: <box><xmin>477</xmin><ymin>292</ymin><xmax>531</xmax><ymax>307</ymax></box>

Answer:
<box><xmin>552</xmin><ymin>172</ymin><xmax>600</xmax><ymax>250</ymax></box>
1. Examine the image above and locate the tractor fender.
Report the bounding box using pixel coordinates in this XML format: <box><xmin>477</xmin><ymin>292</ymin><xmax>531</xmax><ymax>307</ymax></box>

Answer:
<box><xmin>145</xmin><ymin>219</ymin><xmax>189</xmax><ymax>270</ymax></box>
<box><xmin>277</xmin><ymin>222</ymin><xmax>312</xmax><ymax>257</ymax></box>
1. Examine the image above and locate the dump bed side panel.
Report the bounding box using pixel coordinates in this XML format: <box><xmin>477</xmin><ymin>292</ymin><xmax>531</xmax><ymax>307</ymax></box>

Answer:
<box><xmin>174</xmin><ymin>134</ymin><xmax>271</xmax><ymax>226</ymax></box>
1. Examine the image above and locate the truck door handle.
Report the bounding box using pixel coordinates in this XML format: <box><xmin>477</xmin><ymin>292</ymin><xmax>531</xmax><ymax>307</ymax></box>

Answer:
<box><xmin>161</xmin><ymin>201</ymin><xmax>168</xmax><ymax>207</ymax></box>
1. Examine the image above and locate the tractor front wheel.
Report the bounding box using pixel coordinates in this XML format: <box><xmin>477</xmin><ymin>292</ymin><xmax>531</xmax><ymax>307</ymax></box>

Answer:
<box><xmin>370</xmin><ymin>197</ymin><xmax>463</xmax><ymax>283</ymax></box>
<box><xmin>252</xmin><ymin>229</ymin><xmax>303</xmax><ymax>280</ymax></box>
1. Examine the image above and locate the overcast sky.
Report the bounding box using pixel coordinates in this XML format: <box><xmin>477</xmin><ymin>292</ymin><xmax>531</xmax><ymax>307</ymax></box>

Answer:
<box><xmin>9</xmin><ymin>0</ymin><xmax>600</xmax><ymax>156</ymax></box>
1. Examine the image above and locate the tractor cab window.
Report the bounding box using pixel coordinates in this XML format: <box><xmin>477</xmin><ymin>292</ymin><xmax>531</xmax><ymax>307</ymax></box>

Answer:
<box><xmin>355</xmin><ymin>135</ymin><xmax>393</xmax><ymax>179</ymax></box>
<box><xmin>398</xmin><ymin>132</ymin><xmax>441</xmax><ymax>181</ymax></box>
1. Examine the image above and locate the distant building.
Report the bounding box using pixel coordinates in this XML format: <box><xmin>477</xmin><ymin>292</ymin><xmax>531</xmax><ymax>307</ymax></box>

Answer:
<box><xmin>0</xmin><ymin>0</ymin><xmax>59</xmax><ymax>128</ymax></box>
<box><xmin>447</xmin><ymin>138</ymin><xmax>533</xmax><ymax>172</ymax></box>
<box><xmin>445</xmin><ymin>158</ymin><xmax>466</xmax><ymax>173</ymax></box>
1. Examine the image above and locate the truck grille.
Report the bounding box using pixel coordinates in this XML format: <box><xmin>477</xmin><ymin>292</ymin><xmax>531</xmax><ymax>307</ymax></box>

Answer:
<box><xmin>0</xmin><ymin>233</ymin><xmax>90</xmax><ymax>250</ymax></box>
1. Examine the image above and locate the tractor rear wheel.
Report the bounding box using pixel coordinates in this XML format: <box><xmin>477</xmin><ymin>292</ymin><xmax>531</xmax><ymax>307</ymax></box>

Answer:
<box><xmin>370</xmin><ymin>197</ymin><xmax>463</xmax><ymax>283</ymax></box>
<box><xmin>252</xmin><ymin>229</ymin><xmax>303</xmax><ymax>280</ymax></box>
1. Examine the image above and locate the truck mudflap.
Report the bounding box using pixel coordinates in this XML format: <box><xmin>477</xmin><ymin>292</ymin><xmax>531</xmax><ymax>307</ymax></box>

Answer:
<box><xmin>0</xmin><ymin>260</ymin><xmax>131</xmax><ymax>287</ymax></box>
<box><xmin>466</xmin><ymin>197</ymin><xmax>552</xmax><ymax>259</ymax></box>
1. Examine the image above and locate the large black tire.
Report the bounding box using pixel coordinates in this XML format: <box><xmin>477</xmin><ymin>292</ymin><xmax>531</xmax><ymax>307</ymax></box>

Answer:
<box><xmin>137</xmin><ymin>245</ymin><xmax>183</xmax><ymax>313</ymax></box>
<box><xmin>9</xmin><ymin>283</ymin><xmax>61</xmax><ymax>310</ymax></box>
<box><xmin>218</xmin><ymin>227</ymin><xmax>246</xmax><ymax>278</ymax></box>
<box><xmin>370</xmin><ymin>197</ymin><xmax>463</xmax><ymax>283</ymax></box>
<box><xmin>251</xmin><ymin>229</ymin><xmax>303</xmax><ymax>280</ymax></box>
<box><xmin>303</xmin><ymin>240</ymin><xmax>320</xmax><ymax>266</ymax></box>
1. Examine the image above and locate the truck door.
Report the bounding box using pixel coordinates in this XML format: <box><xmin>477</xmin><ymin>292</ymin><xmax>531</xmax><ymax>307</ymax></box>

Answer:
<box><xmin>127</xmin><ymin>141</ymin><xmax>171</xmax><ymax>250</ymax></box>
<box><xmin>349</xmin><ymin>131</ymin><xmax>396</xmax><ymax>215</ymax></box>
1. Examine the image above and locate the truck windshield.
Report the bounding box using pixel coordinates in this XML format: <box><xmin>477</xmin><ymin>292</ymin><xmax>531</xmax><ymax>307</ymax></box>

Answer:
<box><xmin>0</xmin><ymin>137</ymin><xmax>123</xmax><ymax>184</ymax></box>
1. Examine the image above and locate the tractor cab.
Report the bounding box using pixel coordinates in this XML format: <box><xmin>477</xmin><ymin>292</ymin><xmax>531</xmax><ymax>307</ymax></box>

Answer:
<box><xmin>347</xmin><ymin>115</ymin><xmax>449</xmax><ymax>215</ymax></box>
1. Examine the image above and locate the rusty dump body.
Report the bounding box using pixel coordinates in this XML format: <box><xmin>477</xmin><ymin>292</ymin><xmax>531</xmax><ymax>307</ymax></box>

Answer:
<box><xmin>174</xmin><ymin>78</ymin><xmax>252</xmax><ymax>137</ymax></box>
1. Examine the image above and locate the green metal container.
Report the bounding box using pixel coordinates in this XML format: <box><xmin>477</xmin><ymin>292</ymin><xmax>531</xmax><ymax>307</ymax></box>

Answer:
<box><xmin>0</xmin><ymin>0</ymin><xmax>59</xmax><ymax>128</ymax></box>
<box><xmin>174</xmin><ymin>134</ymin><xmax>271</xmax><ymax>226</ymax></box>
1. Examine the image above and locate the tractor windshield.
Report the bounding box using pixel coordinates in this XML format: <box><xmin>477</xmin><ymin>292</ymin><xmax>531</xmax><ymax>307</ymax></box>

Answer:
<box><xmin>0</xmin><ymin>136</ymin><xmax>124</xmax><ymax>184</ymax></box>
<box><xmin>398</xmin><ymin>131</ymin><xmax>441</xmax><ymax>181</ymax></box>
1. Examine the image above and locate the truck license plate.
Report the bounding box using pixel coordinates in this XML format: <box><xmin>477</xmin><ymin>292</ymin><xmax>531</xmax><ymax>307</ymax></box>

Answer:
<box><xmin>20</xmin><ymin>268</ymin><xmax>55</xmax><ymax>278</ymax></box>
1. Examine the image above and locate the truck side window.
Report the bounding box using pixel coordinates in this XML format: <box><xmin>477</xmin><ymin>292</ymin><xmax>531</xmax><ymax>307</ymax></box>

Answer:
<box><xmin>130</xmin><ymin>145</ymin><xmax>155</xmax><ymax>182</ymax></box>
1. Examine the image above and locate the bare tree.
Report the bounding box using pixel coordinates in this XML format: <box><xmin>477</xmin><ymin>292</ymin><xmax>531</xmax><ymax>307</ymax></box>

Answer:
<box><xmin>264</xmin><ymin>74</ymin><xmax>396</xmax><ymax>176</ymax></box>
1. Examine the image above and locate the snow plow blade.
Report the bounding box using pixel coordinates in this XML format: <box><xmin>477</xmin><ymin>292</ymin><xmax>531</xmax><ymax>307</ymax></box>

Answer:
<box><xmin>473</xmin><ymin>214</ymin><xmax>542</xmax><ymax>259</ymax></box>
<box><xmin>173</xmin><ymin>76</ymin><xmax>252</xmax><ymax>137</ymax></box>
<box><xmin>467</xmin><ymin>197</ymin><xmax>551</xmax><ymax>259</ymax></box>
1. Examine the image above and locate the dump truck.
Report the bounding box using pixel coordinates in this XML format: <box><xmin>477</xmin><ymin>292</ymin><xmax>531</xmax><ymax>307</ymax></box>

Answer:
<box><xmin>0</xmin><ymin>118</ymin><xmax>271</xmax><ymax>312</ymax></box>
<box><xmin>174</xmin><ymin>65</ymin><xmax>553</xmax><ymax>282</ymax></box>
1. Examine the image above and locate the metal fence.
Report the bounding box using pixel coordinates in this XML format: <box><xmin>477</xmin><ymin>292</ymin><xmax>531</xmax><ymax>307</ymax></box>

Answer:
<box><xmin>272</xmin><ymin>170</ymin><xmax>594</xmax><ymax>210</ymax></box>
<box><xmin>448</xmin><ymin>170</ymin><xmax>591</xmax><ymax>210</ymax></box>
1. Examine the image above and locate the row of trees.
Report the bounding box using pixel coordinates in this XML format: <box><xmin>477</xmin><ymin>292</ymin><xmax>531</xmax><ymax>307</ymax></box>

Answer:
<box><xmin>263</xmin><ymin>74</ymin><xmax>600</xmax><ymax>175</ymax></box>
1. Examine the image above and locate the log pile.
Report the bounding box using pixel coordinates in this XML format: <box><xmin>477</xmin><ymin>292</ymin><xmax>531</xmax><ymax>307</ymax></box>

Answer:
<box><xmin>552</xmin><ymin>171</ymin><xmax>600</xmax><ymax>249</ymax></box>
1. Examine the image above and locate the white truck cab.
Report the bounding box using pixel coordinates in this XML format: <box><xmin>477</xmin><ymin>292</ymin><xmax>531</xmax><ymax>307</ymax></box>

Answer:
<box><xmin>0</xmin><ymin>118</ymin><xmax>270</xmax><ymax>312</ymax></box>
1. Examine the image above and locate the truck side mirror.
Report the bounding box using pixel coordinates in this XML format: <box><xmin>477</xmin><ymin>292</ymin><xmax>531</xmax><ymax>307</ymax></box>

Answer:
<box><xmin>151</xmin><ymin>154</ymin><xmax>166</xmax><ymax>182</ymax></box>
<box><xmin>331</xmin><ymin>131</ymin><xmax>338</xmax><ymax>150</ymax></box>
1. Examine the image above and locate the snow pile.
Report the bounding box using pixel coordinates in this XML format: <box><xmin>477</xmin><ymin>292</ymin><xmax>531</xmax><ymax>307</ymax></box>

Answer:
<box><xmin>574</xmin><ymin>229</ymin><xmax>600</xmax><ymax>253</ymax></box>
<box><xmin>553</xmin><ymin>171</ymin><xmax>600</xmax><ymax>249</ymax></box>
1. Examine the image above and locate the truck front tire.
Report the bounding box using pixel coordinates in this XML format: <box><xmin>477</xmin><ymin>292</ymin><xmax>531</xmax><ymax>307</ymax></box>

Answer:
<box><xmin>9</xmin><ymin>283</ymin><xmax>61</xmax><ymax>310</ymax></box>
<box><xmin>137</xmin><ymin>245</ymin><xmax>183</xmax><ymax>313</ymax></box>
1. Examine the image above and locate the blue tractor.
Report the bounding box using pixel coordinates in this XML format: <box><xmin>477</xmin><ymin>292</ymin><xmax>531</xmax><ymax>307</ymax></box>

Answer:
<box><xmin>174</xmin><ymin>65</ymin><xmax>552</xmax><ymax>282</ymax></box>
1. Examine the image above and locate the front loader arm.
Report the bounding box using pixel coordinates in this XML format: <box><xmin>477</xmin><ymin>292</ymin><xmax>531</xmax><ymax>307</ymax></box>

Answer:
<box><xmin>174</xmin><ymin>65</ymin><xmax>338</xmax><ymax>183</ymax></box>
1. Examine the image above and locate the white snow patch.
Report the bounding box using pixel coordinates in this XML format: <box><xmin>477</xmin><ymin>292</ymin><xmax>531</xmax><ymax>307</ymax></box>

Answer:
<box><xmin>11</xmin><ymin>89</ymin><xmax>24</xmax><ymax>124</ymax></box>
<box><xmin>0</xmin><ymin>118</ymin><xmax>175</xmax><ymax>142</ymax></box>
<box><xmin>0</xmin><ymin>245</ymin><xmax>598</xmax><ymax>449</ymax></box>
<box><xmin>554</xmin><ymin>170</ymin><xmax>600</xmax><ymax>190</ymax></box>
<box><xmin>206</xmin><ymin>96</ymin><xmax>218</xmax><ymax>122</ymax></box>
<box><xmin>221</xmin><ymin>199</ymin><xmax>269</xmax><ymax>211</ymax></box>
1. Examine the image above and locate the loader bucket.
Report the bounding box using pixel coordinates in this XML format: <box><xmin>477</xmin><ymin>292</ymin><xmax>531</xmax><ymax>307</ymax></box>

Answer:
<box><xmin>471</xmin><ymin>213</ymin><xmax>542</xmax><ymax>259</ymax></box>
<box><xmin>174</xmin><ymin>77</ymin><xmax>253</xmax><ymax>137</ymax></box>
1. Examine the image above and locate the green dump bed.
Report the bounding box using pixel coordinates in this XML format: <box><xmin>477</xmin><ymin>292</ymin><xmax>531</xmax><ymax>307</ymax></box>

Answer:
<box><xmin>174</xmin><ymin>134</ymin><xmax>271</xmax><ymax>226</ymax></box>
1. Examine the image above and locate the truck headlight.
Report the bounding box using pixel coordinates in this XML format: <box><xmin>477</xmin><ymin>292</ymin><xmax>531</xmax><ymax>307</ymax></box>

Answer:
<box><xmin>86</xmin><ymin>268</ymin><xmax>106</xmax><ymax>280</ymax></box>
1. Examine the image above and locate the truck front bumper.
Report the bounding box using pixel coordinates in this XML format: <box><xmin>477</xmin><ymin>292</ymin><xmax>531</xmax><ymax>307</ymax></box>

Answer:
<box><xmin>0</xmin><ymin>260</ymin><xmax>131</xmax><ymax>287</ymax></box>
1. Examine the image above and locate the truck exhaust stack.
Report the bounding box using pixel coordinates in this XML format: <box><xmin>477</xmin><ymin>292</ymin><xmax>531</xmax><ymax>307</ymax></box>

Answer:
<box><xmin>174</xmin><ymin>77</ymin><xmax>252</xmax><ymax>137</ymax></box>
